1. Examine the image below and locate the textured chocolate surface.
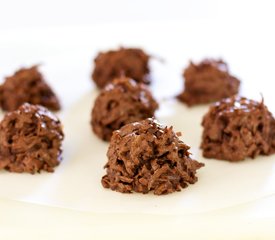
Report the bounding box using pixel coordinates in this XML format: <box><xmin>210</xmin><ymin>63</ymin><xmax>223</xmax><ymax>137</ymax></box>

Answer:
<box><xmin>0</xmin><ymin>103</ymin><xmax>64</xmax><ymax>173</ymax></box>
<box><xmin>0</xmin><ymin>65</ymin><xmax>60</xmax><ymax>111</ymax></box>
<box><xmin>102</xmin><ymin>118</ymin><xmax>204</xmax><ymax>195</ymax></box>
<box><xmin>92</xmin><ymin>47</ymin><xmax>150</xmax><ymax>88</ymax></box>
<box><xmin>178</xmin><ymin>59</ymin><xmax>240</xmax><ymax>106</ymax></box>
<box><xmin>201</xmin><ymin>96</ymin><xmax>275</xmax><ymax>161</ymax></box>
<box><xmin>91</xmin><ymin>77</ymin><xmax>158</xmax><ymax>141</ymax></box>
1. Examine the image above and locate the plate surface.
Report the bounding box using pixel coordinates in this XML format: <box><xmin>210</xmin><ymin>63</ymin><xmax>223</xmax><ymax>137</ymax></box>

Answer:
<box><xmin>0</xmin><ymin>22</ymin><xmax>275</xmax><ymax>216</ymax></box>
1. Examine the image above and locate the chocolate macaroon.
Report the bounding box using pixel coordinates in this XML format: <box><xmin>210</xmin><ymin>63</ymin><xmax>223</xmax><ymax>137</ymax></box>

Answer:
<box><xmin>178</xmin><ymin>59</ymin><xmax>240</xmax><ymax>106</ymax></box>
<box><xmin>92</xmin><ymin>47</ymin><xmax>150</xmax><ymax>88</ymax></box>
<box><xmin>102</xmin><ymin>118</ymin><xmax>204</xmax><ymax>195</ymax></box>
<box><xmin>0</xmin><ymin>65</ymin><xmax>60</xmax><ymax>111</ymax></box>
<box><xmin>201</xmin><ymin>96</ymin><xmax>275</xmax><ymax>161</ymax></box>
<box><xmin>0</xmin><ymin>103</ymin><xmax>64</xmax><ymax>173</ymax></box>
<box><xmin>91</xmin><ymin>77</ymin><xmax>158</xmax><ymax>141</ymax></box>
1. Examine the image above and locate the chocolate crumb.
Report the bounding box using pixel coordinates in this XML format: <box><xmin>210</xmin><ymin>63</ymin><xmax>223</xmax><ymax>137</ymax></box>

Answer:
<box><xmin>92</xmin><ymin>47</ymin><xmax>150</xmax><ymax>88</ymax></box>
<box><xmin>178</xmin><ymin>59</ymin><xmax>240</xmax><ymax>106</ymax></box>
<box><xmin>0</xmin><ymin>103</ymin><xmax>64</xmax><ymax>173</ymax></box>
<box><xmin>91</xmin><ymin>77</ymin><xmax>158</xmax><ymax>141</ymax></box>
<box><xmin>201</xmin><ymin>96</ymin><xmax>275</xmax><ymax>161</ymax></box>
<box><xmin>102</xmin><ymin>118</ymin><xmax>204</xmax><ymax>195</ymax></box>
<box><xmin>0</xmin><ymin>65</ymin><xmax>60</xmax><ymax>111</ymax></box>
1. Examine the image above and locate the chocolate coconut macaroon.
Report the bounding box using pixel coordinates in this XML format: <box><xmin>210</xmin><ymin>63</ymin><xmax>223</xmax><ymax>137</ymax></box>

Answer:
<box><xmin>178</xmin><ymin>59</ymin><xmax>240</xmax><ymax>106</ymax></box>
<box><xmin>102</xmin><ymin>118</ymin><xmax>204</xmax><ymax>195</ymax></box>
<box><xmin>201</xmin><ymin>96</ymin><xmax>275</xmax><ymax>161</ymax></box>
<box><xmin>92</xmin><ymin>47</ymin><xmax>150</xmax><ymax>88</ymax></box>
<box><xmin>91</xmin><ymin>77</ymin><xmax>158</xmax><ymax>141</ymax></box>
<box><xmin>0</xmin><ymin>65</ymin><xmax>61</xmax><ymax>111</ymax></box>
<box><xmin>0</xmin><ymin>103</ymin><xmax>64</xmax><ymax>173</ymax></box>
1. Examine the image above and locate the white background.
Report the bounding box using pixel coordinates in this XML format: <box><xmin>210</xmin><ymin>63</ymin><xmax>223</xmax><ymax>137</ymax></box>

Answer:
<box><xmin>0</xmin><ymin>0</ymin><xmax>274</xmax><ymax>29</ymax></box>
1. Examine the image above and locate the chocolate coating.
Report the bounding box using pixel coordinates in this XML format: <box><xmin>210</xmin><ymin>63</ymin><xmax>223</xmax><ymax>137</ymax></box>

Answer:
<box><xmin>91</xmin><ymin>77</ymin><xmax>158</xmax><ymax>141</ymax></box>
<box><xmin>102</xmin><ymin>118</ymin><xmax>204</xmax><ymax>195</ymax></box>
<box><xmin>92</xmin><ymin>47</ymin><xmax>150</xmax><ymax>88</ymax></box>
<box><xmin>201</xmin><ymin>96</ymin><xmax>275</xmax><ymax>161</ymax></box>
<box><xmin>0</xmin><ymin>103</ymin><xmax>64</xmax><ymax>173</ymax></box>
<box><xmin>0</xmin><ymin>65</ymin><xmax>60</xmax><ymax>111</ymax></box>
<box><xmin>178</xmin><ymin>59</ymin><xmax>240</xmax><ymax>106</ymax></box>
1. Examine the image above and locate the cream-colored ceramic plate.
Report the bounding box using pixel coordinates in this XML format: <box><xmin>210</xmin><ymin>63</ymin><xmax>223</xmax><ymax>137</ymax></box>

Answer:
<box><xmin>0</xmin><ymin>22</ymin><xmax>275</xmax><ymax>216</ymax></box>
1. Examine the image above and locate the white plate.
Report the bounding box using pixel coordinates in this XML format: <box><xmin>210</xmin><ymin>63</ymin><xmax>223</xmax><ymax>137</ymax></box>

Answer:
<box><xmin>0</xmin><ymin>22</ymin><xmax>275</xmax><ymax>216</ymax></box>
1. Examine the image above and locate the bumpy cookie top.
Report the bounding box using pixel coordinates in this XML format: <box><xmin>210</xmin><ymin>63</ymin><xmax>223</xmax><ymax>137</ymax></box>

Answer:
<box><xmin>0</xmin><ymin>103</ymin><xmax>64</xmax><ymax>173</ymax></box>
<box><xmin>0</xmin><ymin>65</ymin><xmax>60</xmax><ymax>111</ymax></box>
<box><xmin>102</xmin><ymin>118</ymin><xmax>204</xmax><ymax>195</ymax></box>
<box><xmin>92</xmin><ymin>47</ymin><xmax>150</xmax><ymax>88</ymax></box>
<box><xmin>201</xmin><ymin>96</ymin><xmax>275</xmax><ymax>161</ymax></box>
<box><xmin>91</xmin><ymin>77</ymin><xmax>158</xmax><ymax>141</ymax></box>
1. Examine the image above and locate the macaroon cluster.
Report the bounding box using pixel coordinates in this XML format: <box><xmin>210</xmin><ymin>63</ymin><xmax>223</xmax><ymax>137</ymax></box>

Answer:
<box><xmin>102</xmin><ymin>118</ymin><xmax>204</xmax><ymax>195</ymax></box>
